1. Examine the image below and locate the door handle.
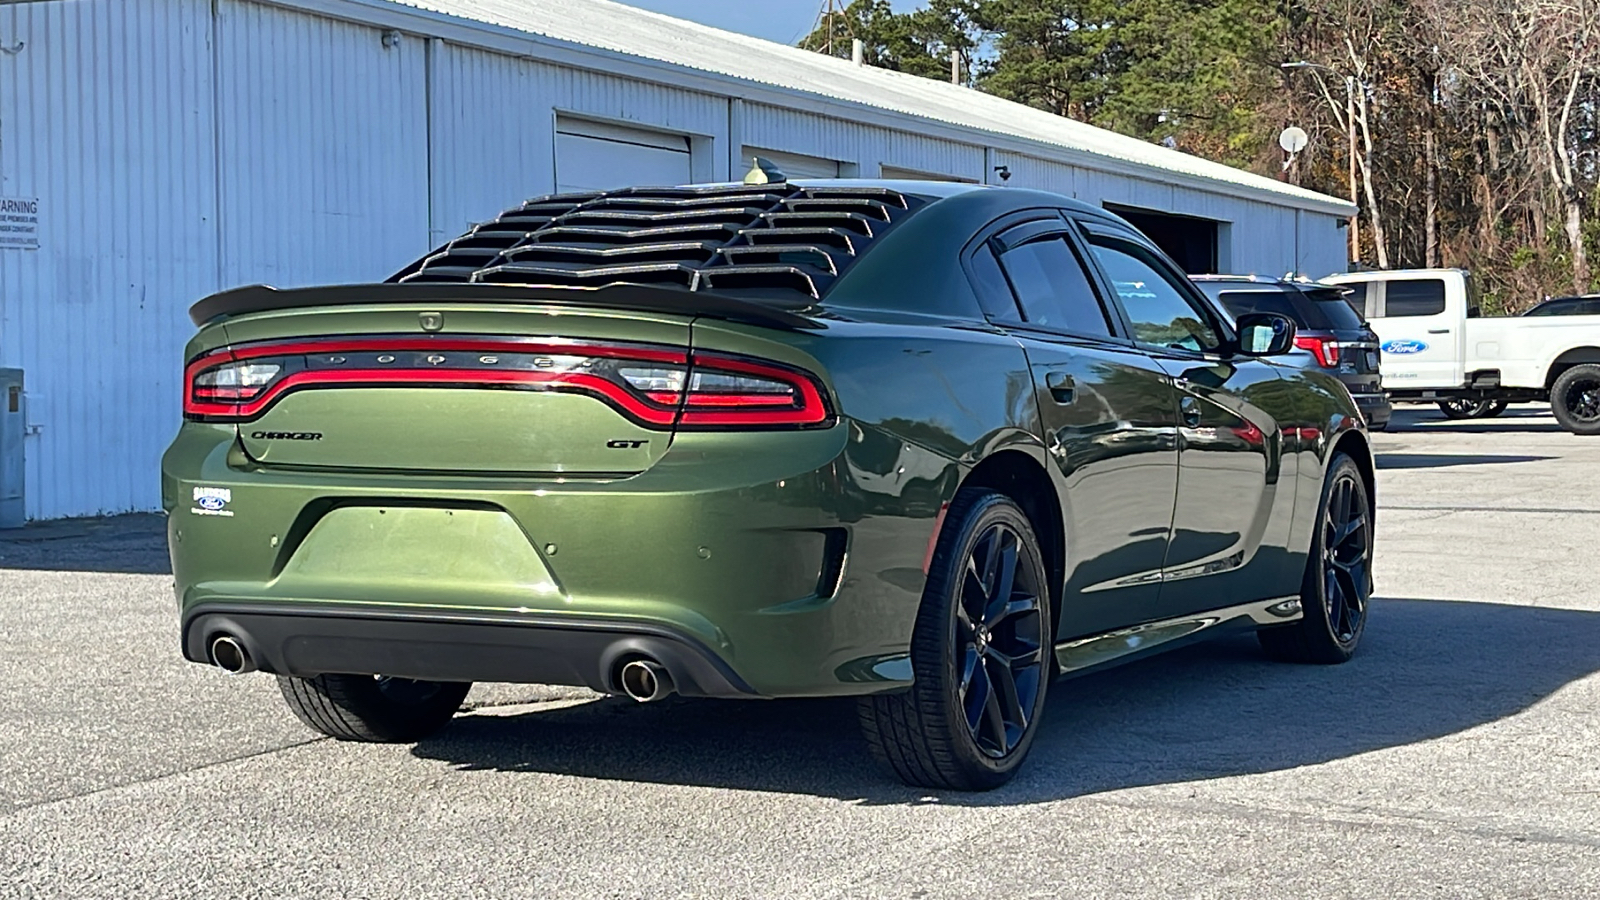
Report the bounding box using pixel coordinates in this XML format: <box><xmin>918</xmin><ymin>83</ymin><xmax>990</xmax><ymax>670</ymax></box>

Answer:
<box><xmin>1045</xmin><ymin>371</ymin><xmax>1075</xmax><ymax>405</ymax></box>
<box><xmin>1180</xmin><ymin>396</ymin><xmax>1202</xmax><ymax>427</ymax></box>
<box><xmin>1427</xmin><ymin>328</ymin><xmax>1450</xmax><ymax>334</ymax></box>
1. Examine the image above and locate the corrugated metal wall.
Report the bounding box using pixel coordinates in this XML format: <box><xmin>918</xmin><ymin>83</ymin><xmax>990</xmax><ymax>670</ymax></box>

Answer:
<box><xmin>0</xmin><ymin>0</ymin><xmax>215</xmax><ymax>517</ymax></box>
<box><xmin>216</xmin><ymin>0</ymin><xmax>431</xmax><ymax>288</ymax></box>
<box><xmin>428</xmin><ymin>44</ymin><xmax>729</xmax><ymax>240</ymax></box>
<box><xmin>0</xmin><ymin>0</ymin><xmax>1348</xmax><ymax>519</ymax></box>
<box><xmin>743</xmin><ymin>104</ymin><xmax>987</xmax><ymax>183</ymax></box>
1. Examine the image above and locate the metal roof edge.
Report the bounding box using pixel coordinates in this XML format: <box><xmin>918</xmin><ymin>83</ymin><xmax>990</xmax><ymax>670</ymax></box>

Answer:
<box><xmin>252</xmin><ymin>0</ymin><xmax>1359</xmax><ymax>218</ymax></box>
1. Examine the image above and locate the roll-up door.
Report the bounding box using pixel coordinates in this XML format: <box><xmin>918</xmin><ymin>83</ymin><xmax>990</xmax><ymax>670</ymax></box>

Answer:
<box><xmin>741</xmin><ymin>147</ymin><xmax>842</xmax><ymax>180</ymax></box>
<box><xmin>880</xmin><ymin>165</ymin><xmax>977</xmax><ymax>183</ymax></box>
<box><xmin>555</xmin><ymin>117</ymin><xmax>692</xmax><ymax>192</ymax></box>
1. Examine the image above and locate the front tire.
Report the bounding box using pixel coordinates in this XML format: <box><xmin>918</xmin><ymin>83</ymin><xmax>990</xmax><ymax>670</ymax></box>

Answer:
<box><xmin>859</xmin><ymin>489</ymin><xmax>1052</xmax><ymax>791</ymax></box>
<box><xmin>277</xmin><ymin>673</ymin><xmax>471</xmax><ymax>742</ymax></box>
<box><xmin>1551</xmin><ymin>364</ymin><xmax>1600</xmax><ymax>435</ymax></box>
<box><xmin>1259</xmin><ymin>452</ymin><xmax>1372</xmax><ymax>664</ymax></box>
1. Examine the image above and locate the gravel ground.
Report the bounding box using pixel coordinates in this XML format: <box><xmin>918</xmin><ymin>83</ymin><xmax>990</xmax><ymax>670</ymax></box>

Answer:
<box><xmin>1</xmin><ymin>404</ymin><xmax>1596</xmax><ymax>899</ymax></box>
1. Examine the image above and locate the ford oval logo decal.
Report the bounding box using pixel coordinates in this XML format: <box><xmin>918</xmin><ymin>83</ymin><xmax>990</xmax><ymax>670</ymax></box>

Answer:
<box><xmin>1382</xmin><ymin>339</ymin><xmax>1429</xmax><ymax>355</ymax></box>
<box><xmin>196</xmin><ymin>495</ymin><xmax>227</xmax><ymax>511</ymax></box>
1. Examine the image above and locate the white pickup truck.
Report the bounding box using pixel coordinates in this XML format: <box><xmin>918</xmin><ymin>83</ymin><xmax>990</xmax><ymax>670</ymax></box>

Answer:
<box><xmin>1323</xmin><ymin>268</ymin><xmax>1600</xmax><ymax>434</ymax></box>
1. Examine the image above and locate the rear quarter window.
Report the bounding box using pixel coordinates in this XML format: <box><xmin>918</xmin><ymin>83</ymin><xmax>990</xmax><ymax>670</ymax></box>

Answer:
<box><xmin>1384</xmin><ymin>279</ymin><xmax>1447</xmax><ymax>317</ymax></box>
<box><xmin>1216</xmin><ymin>289</ymin><xmax>1303</xmax><ymax>325</ymax></box>
<box><xmin>1299</xmin><ymin>287</ymin><xmax>1365</xmax><ymax>330</ymax></box>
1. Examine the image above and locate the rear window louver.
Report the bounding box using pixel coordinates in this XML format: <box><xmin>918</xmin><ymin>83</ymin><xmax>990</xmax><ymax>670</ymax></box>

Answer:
<box><xmin>391</xmin><ymin>183</ymin><xmax>923</xmax><ymax>300</ymax></box>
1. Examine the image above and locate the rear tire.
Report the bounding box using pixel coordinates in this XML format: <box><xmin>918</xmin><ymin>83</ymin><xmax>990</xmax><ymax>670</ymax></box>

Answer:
<box><xmin>859</xmin><ymin>489</ymin><xmax>1052</xmax><ymax>791</ymax></box>
<box><xmin>277</xmin><ymin>674</ymin><xmax>471</xmax><ymax>742</ymax></box>
<box><xmin>1551</xmin><ymin>364</ymin><xmax>1600</xmax><ymax>435</ymax></box>
<box><xmin>1259</xmin><ymin>452</ymin><xmax>1372</xmax><ymax>664</ymax></box>
<box><xmin>1437</xmin><ymin>398</ymin><xmax>1498</xmax><ymax>419</ymax></box>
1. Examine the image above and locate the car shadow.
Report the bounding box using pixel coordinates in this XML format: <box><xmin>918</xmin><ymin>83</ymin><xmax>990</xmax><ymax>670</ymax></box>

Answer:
<box><xmin>0</xmin><ymin>514</ymin><xmax>170</xmax><ymax>575</ymax></box>
<box><xmin>1384</xmin><ymin>407</ymin><xmax>1565</xmax><ymax>434</ymax></box>
<box><xmin>1374</xmin><ymin>453</ymin><xmax>1554</xmax><ymax>469</ymax></box>
<box><xmin>411</xmin><ymin>597</ymin><xmax>1600</xmax><ymax>805</ymax></box>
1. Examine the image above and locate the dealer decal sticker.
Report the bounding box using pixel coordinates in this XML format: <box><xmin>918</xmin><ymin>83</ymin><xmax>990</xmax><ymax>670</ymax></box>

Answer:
<box><xmin>191</xmin><ymin>486</ymin><xmax>234</xmax><ymax>517</ymax></box>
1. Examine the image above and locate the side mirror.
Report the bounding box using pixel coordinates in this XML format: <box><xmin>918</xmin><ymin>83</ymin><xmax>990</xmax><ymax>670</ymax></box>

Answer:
<box><xmin>1234</xmin><ymin>313</ymin><xmax>1297</xmax><ymax>357</ymax></box>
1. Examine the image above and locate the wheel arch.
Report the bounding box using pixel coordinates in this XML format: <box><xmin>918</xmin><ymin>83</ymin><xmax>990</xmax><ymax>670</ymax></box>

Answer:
<box><xmin>956</xmin><ymin>449</ymin><xmax>1065</xmax><ymax>630</ymax></box>
<box><xmin>1329</xmin><ymin>429</ymin><xmax>1375</xmax><ymax>515</ymax></box>
<box><xmin>1544</xmin><ymin>347</ymin><xmax>1600</xmax><ymax>389</ymax></box>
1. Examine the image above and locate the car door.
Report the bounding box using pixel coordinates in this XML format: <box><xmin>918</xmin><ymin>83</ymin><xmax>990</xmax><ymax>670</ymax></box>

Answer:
<box><xmin>1076</xmin><ymin>220</ymin><xmax>1299</xmax><ymax>616</ymax></box>
<box><xmin>966</xmin><ymin>216</ymin><xmax>1181</xmax><ymax>640</ymax></box>
<box><xmin>1366</xmin><ymin>275</ymin><xmax>1466</xmax><ymax>389</ymax></box>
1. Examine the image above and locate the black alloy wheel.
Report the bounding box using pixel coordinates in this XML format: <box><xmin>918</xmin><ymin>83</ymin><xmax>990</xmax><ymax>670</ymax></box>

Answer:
<box><xmin>1260</xmin><ymin>452</ymin><xmax>1372</xmax><ymax>664</ymax></box>
<box><xmin>1552</xmin><ymin>364</ymin><xmax>1600</xmax><ymax>435</ymax></box>
<box><xmin>859</xmin><ymin>488</ymin><xmax>1052</xmax><ymax>791</ymax></box>
<box><xmin>1319</xmin><ymin>470</ymin><xmax>1370</xmax><ymax>645</ymax></box>
<box><xmin>1437</xmin><ymin>398</ymin><xmax>1497</xmax><ymax>419</ymax></box>
<box><xmin>955</xmin><ymin>522</ymin><xmax>1047</xmax><ymax>759</ymax></box>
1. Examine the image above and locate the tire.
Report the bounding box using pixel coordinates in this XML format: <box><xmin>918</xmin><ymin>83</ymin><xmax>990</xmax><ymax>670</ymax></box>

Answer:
<box><xmin>1259</xmin><ymin>452</ymin><xmax>1372</xmax><ymax>664</ymax></box>
<box><xmin>1436</xmin><ymin>398</ymin><xmax>1496</xmax><ymax>419</ymax></box>
<box><xmin>277</xmin><ymin>673</ymin><xmax>471</xmax><ymax>742</ymax></box>
<box><xmin>859</xmin><ymin>489</ymin><xmax>1053</xmax><ymax>791</ymax></box>
<box><xmin>1551</xmin><ymin>364</ymin><xmax>1600</xmax><ymax>435</ymax></box>
<box><xmin>1477</xmin><ymin>400</ymin><xmax>1508</xmax><ymax>418</ymax></box>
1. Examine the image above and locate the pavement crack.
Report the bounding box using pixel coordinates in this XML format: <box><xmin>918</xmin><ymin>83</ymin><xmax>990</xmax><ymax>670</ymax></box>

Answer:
<box><xmin>1092</xmin><ymin>793</ymin><xmax>1600</xmax><ymax>850</ymax></box>
<box><xmin>0</xmin><ymin>738</ymin><xmax>326</xmax><ymax>818</ymax></box>
<box><xmin>1384</xmin><ymin>505</ymin><xmax>1600</xmax><ymax>515</ymax></box>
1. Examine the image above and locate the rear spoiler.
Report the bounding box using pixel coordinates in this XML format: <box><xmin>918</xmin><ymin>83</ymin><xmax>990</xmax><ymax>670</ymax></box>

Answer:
<box><xmin>188</xmin><ymin>283</ymin><xmax>826</xmax><ymax>331</ymax></box>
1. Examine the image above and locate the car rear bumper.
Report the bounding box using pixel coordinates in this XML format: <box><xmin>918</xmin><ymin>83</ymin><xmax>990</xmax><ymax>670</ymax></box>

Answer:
<box><xmin>163</xmin><ymin>420</ymin><xmax>956</xmax><ymax>698</ymax></box>
<box><xmin>1351</xmin><ymin>391</ymin><xmax>1391</xmax><ymax>428</ymax></box>
<box><xmin>183</xmin><ymin>603</ymin><xmax>756</xmax><ymax>697</ymax></box>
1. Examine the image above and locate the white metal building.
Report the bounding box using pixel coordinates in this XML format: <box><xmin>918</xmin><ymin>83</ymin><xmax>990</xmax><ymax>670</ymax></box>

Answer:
<box><xmin>0</xmin><ymin>0</ymin><xmax>1357</xmax><ymax>521</ymax></box>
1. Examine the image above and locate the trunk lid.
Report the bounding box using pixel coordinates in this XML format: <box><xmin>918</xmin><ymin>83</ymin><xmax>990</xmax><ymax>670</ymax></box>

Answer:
<box><xmin>205</xmin><ymin>302</ymin><xmax>695</xmax><ymax>476</ymax></box>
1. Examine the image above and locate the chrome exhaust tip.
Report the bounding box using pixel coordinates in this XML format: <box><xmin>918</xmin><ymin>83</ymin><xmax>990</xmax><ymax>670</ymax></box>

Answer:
<box><xmin>209</xmin><ymin>635</ymin><xmax>256</xmax><ymax>675</ymax></box>
<box><xmin>618</xmin><ymin>659</ymin><xmax>675</xmax><ymax>703</ymax></box>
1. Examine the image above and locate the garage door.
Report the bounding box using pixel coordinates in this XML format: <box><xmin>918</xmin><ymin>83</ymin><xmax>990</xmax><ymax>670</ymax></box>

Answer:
<box><xmin>555</xmin><ymin>117</ymin><xmax>692</xmax><ymax>192</ymax></box>
<box><xmin>880</xmin><ymin>165</ymin><xmax>977</xmax><ymax>183</ymax></box>
<box><xmin>741</xmin><ymin>147</ymin><xmax>841</xmax><ymax>180</ymax></box>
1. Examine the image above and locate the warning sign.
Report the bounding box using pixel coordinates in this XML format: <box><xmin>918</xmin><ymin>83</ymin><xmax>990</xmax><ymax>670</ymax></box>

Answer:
<box><xmin>0</xmin><ymin>197</ymin><xmax>39</xmax><ymax>250</ymax></box>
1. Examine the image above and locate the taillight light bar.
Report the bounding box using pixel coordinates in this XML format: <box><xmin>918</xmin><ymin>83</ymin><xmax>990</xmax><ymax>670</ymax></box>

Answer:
<box><xmin>1294</xmin><ymin>334</ymin><xmax>1340</xmax><ymax>368</ymax></box>
<box><xmin>183</xmin><ymin>337</ymin><xmax>834</xmax><ymax>430</ymax></box>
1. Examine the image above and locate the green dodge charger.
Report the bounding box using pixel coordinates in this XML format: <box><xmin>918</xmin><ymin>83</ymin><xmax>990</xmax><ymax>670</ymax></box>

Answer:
<box><xmin>163</xmin><ymin>177</ymin><xmax>1374</xmax><ymax>790</ymax></box>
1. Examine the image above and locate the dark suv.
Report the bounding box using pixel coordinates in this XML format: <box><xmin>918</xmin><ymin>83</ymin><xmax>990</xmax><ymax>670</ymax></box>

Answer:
<box><xmin>1192</xmin><ymin>275</ymin><xmax>1391</xmax><ymax>431</ymax></box>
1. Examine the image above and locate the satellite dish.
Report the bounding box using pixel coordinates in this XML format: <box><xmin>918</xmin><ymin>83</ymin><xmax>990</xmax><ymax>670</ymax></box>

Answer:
<box><xmin>1278</xmin><ymin>126</ymin><xmax>1310</xmax><ymax>154</ymax></box>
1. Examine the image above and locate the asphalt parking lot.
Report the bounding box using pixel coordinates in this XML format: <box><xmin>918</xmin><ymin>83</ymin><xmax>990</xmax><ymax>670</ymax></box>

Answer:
<box><xmin>1</xmin><ymin>404</ymin><xmax>1597</xmax><ymax>899</ymax></box>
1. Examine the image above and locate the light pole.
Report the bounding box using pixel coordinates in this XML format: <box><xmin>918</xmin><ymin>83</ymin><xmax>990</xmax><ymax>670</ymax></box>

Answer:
<box><xmin>1282</xmin><ymin>61</ymin><xmax>1361</xmax><ymax>266</ymax></box>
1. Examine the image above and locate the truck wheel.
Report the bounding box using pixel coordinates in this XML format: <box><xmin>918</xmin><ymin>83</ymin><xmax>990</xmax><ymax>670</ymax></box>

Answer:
<box><xmin>1476</xmin><ymin>400</ymin><xmax>1508</xmax><ymax>418</ymax></box>
<box><xmin>1551</xmin><ymin>365</ymin><xmax>1600</xmax><ymax>435</ymax></box>
<box><xmin>1259</xmin><ymin>452</ymin><xmax>1372</xmax><ymax>665</ymax></box>
<box><xmin>858</xmin><ymin>489</ymin><xmax>1052</xmax><ymax>791</ymax></box>
<box><xmin>277</xmin><ymin>673</ymin><xmax>471</xmax><ymax>742</ymax></box>
<box><xmin>1437</xmin><ymin>398</ymin><xmax>1493</xmax><ymax>419</ymax></box>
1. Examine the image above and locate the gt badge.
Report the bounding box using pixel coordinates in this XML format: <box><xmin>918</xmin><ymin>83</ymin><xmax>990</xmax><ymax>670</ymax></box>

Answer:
<box><xmin>606</xmin><ymin>440</ymin><xmax>649</xmax><ymax>449</ymax></box>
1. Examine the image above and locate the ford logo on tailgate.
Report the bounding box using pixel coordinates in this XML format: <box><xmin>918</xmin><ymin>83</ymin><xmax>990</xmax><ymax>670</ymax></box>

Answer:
<box><xmin>1382</xmin><ymin>339</ymin><xmax>1429</xmax><ymax>355</ymax></box>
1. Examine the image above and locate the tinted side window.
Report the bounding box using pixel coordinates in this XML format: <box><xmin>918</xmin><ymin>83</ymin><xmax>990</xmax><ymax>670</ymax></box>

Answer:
<box><xmin>995</xmin><ymin>237</ymin><xmax>1112</xmax><ymax>336</ymax></box>
<box><xmin>1384</xmin><ymin>279</ymin><xmax>1447</xmax><ymax>317</ymax></box>
<box><xmin>968</xmin><ymin>244</ymin><xmax>1022</xmax><ymax>321</ymax></box>
<box><xmin>1086</xmin><ymin>236</ymin><xmax>1220</xmax><ymax>352</ymax></box>
<box><xmin>1217</xmin><ymin>290</ymin><xmax>1301</xmax><ymax>325</ymax></box>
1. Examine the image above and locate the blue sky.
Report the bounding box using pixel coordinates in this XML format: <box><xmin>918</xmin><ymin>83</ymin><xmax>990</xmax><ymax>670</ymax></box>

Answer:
<box><xmin>614</xmin><ymin>0</ymin><xmax>917</xmax><ymax>46</ymax></box>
